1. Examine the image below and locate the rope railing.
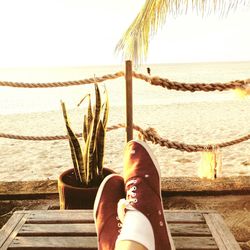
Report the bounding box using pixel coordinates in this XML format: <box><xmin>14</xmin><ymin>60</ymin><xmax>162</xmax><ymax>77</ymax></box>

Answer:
<box><xmin>0</xmin><ymin>124</ymin><xmax>125</xmax><ymax>141</ymax></box>
<box><xmin>0</xmin><ymin>72</ymin><xmax>124</xmax><ymax>88</ymax></box>
<box><xmin>132</xmin><ymin>72</ymin><xmax>250</xmax><ymax>92</ymax></box>
<box><xmin>1</xmin><ymin>124</ymin><xmax>250</xmax><ymax>153</ymax></box>
<box><xmin>0</xmin><ymin>70</ymin><xmax>249</xmax><ymax>92</ymax></box>
<box><xmin>133</xmin><ymin>125</ymin><xmax>250</xmax><ymax>152</ymax></box>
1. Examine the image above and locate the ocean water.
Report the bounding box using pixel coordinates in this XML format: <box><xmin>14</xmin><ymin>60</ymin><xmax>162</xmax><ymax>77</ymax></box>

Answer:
<box><xmin>0</xmin><ymin>61</ymin><xmax>250</xmax><ymax>115</ymax></box>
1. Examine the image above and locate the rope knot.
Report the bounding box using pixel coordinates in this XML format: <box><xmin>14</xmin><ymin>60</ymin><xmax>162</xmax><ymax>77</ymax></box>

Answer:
<box><xmin>139</xmin><ymin>127</ymin><xmax>159</xmax><ymax>143</ymax></box>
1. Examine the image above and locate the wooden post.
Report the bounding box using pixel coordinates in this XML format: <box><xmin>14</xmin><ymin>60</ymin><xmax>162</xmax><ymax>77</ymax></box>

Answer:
<box><xmin>125</xmin><ymin>60</ymin><xmax>133</xmax><ymax>142</ymax></box>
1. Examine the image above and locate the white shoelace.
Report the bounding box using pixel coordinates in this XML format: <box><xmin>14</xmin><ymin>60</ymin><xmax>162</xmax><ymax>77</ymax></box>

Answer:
<box><xmin>117</xmin><ymin>179</ymin><xmax>138</xmax><ymax>223</ymax></box>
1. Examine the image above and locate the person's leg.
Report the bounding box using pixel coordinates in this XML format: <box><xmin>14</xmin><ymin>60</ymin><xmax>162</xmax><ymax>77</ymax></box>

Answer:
<box><xmin>115</xmin><ymin>240</ymin><xmax>147</xmax><ymax>250</ymax></box>
<box><xmin>116</xmin><ymin>140</ymin><xmax>173</xmax><ymax>250</ymax></box>
<box><xmin>93</xmin><ymin>174</ymin><xmax>125</xmax><ymax>250</ymax></box>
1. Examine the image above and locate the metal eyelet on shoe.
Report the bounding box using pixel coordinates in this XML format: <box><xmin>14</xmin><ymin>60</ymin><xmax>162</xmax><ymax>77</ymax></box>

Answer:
<box><xmin>131</xmin><ymin>192</ymin><xmax>136</xmax><ymax>197</ymax></box>
<box><xmin>116</xmin><ymin>216</ymin><xmax>120</xmax><ymax>221</ymax></box>
<box><xmin>118</xmin><ymin>223</ymin><xmax>122</xmax><ymax>228</ymax></box>
<box><xmin>132</xmin><ymin>186</ymin><xmax>137</xmax><ymax>191</ymax></box>
<box><xmin>134</xmin><ymin>198</ymin><xmax>138</xmax><ymax>203</ymax></box>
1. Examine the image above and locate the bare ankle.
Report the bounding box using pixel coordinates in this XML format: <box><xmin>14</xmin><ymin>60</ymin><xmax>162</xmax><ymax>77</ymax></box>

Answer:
<box><xmin>115</xmin><ymin>240</ymin><xmax>148</xmax><ymax>250</ymax></box>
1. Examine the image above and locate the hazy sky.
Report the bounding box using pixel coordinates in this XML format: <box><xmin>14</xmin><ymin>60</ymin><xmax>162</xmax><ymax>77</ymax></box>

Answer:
<box><xmin>0</xmin><ymin>0</ymin><xmax>250</xmax><ymax>67</ymax></box>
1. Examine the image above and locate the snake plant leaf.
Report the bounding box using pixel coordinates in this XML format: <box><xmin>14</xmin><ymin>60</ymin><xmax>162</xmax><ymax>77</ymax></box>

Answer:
<box><xmin>77</xmin><ymin>93</ymin><xmax>90</xmax><ymax>107</ymax></box>
<box><xmin>83</xmin><ymin>125</ymin><xmax>91</xmax><ymax>185</ymax></box>
<box><xmin>83</xmin><ymin>114</ymin><xmax>88</xmax><ymax>143</ymax></box>
<box><xmin>67</xmin><ymin>128</ymin><xmax>86</xmax><ymax>185</ymax></box>
<box><xmin>88</xmin><ymin>84</ymin><xmax>102</xmax><ymax>176</ymax></box>
<box><xmin>87</xmin><ymin>95</ymin><xmax>93</xmax><ymax>131</ymax></box>
<box><xmin>92</xmin><ymin>148</ymin><xmax>98</xmax><ymax>181</ymax></box>
<box><xmin>61</xmin><ymin>101</ymin><xmax>79</xmax><ymax>180</ymax></box>
<box><xmin>65</xmin><ymin>125</ymin><xmax>85</xmax><ymax>183</ymax></box>
<box><xmin>93</xmin><ymin>84</ymin><xmax>101</xmax><ymax>130</ymax></box>
<box><xmin>69</xmin><ymin>140</ymin><xmax>82</xmax><ymax>183</ymax></box>
<box><xmin>96</xmin><ymin>120</ymin><xmax>105</xmax><ymax>175</ymax></box>
<box><xmin>61</xmin><ymin>101</ymin><xmax>86</xmax><ymax>186</ymax></box>
<box><xmin>102</xmin><ymin>87</ymin><xmax>109</xmax><ymax>129</ymax></box>
<box><xmin>61</xmin><ymin>101</ymin><xmax>71</xmax><ymax>128</ymax></box>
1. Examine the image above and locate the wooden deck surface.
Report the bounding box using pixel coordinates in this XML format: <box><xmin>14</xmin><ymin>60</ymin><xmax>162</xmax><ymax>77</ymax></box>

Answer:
<box><xmin>0</xmin><ymin>210</ymin><xmax>241</xmax><ymax>250</ymax></box>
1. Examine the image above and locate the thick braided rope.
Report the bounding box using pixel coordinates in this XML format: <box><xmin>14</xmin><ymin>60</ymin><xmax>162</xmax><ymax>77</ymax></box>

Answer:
<box><xmin>1</xmin><ymin>123</ymin><xmax>250</xmax><ymax>152</ymax></box>
<box><xmin>1</xmin><ymin>70</ymin><xmax>249</xmax><ymax>91</ymax></box>
<box><xmin>132</xmin><ymin>72</ymin><xmax>250</xmax><ymax>92</ymax></box>
<box><xmin>0</xmin><ymin>124</ymin><xmax>126</xmax><ymax>141</ymax></box>
<box><xmin>0</xmin><ymin>72</ymin><xmax>124</xmax><ymax>88</ymax></box>
<box><xmin>133</xmin><ymin>125</ymin><xmax>250</xmax><ymax>152</ymax></box>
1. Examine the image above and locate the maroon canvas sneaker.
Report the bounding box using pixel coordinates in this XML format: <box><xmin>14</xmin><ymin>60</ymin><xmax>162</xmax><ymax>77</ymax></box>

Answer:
<box><xmin>123</xmin><ymin>140</ymin><xmax>173</xmax><ymax>250</ymax></box>
<box><xmin>94</xmin><ymin>174</ymin><xmax>125</xmax><ymax>250</ymax></box>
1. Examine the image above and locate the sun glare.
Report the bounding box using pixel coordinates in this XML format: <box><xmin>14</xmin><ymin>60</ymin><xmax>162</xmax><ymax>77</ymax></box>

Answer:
<box><xmin>0</xmin><ymin>1</ymin><xmax>249</xmax><ymax>67</ymax></box>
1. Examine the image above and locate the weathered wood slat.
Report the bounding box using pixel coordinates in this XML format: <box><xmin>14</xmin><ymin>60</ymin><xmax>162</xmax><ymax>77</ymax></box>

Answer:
<box><xmin>204</xmin><ymin>213</ymin><xmax>241</xmax><ymax>250</ymax></box>
<box><xmin>0</xmin><ymin>213</ymin><xmax>25</xmax><ymax>248</ymax></box>
<box><xmin>18</xmin><ymin>223</ymin><xmax>212</xmax><ymax>237</ymax></box>
<box><xmin>15</xmin><ymin>210</ymin><xmax>93</xmax><ymax>214</ymax></box>
<box><xmin>0</xmin><ymin>214</ymin><xmax>28</xmax><ymax>250</ymax></box>
<box><xmin>161</xmin><ymin>176</ymin><xmax>250</xmax><ymax>193</ymax></box>
<box><xmin>24</xmin><ymin>210</ymin><xmax>205</xmax><ymax>224</ymax></box>
<box><xmin>9</xmin><ymin>236</ymin><xmax>97</xmax><ymax>249</ymax></box>
<box><xmin>173</xmin><ymin>236</ymin><xmax>219</xmax><ymax>250</ymax></box>
<box><xmin>169</xmin><ymin>223</ymin><xmax>212</xmax><ymax>236</ymax></box>
<box><xmin>10</xmin><ymin>236</ymin><xmax>219</xmax><ymax>250</ymax></box>
<box><xmin>18</xmin><ymin>224</ymin><xmax>96</xmax><ymax>236</ymax></box>
<box><xmin>165</xmin><ymin>211</ymin><xmax>205</xmax><ymax>223</ymax></box>
<box><xmin>26</xmin><ymin>211</ymin><xmax>93</xmax><ymax>224</ymax></box>
<box><xmin>1</xmin><ymin>177</ymin><xmax>249</xmax><ymax>196</ymax></box>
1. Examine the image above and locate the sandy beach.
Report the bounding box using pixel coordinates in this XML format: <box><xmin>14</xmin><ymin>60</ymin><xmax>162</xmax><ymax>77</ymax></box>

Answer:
<box><xmin>0</xmin><ymin>98</ymin><xmax>250</xmax><ymax>182</ymax></box>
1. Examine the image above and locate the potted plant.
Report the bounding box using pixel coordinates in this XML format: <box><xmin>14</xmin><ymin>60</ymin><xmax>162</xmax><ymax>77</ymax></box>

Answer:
<box><xmin>58</xmin><ymin>83</ymin><xmax>115</xmax><ymax>209</ymax></box>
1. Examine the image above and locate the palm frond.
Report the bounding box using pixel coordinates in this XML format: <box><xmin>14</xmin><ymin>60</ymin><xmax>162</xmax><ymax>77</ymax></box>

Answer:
<box><xmin>115</xmin><ymin>0</ymin><xmax>248</xmax><ymax>65</ymax></box>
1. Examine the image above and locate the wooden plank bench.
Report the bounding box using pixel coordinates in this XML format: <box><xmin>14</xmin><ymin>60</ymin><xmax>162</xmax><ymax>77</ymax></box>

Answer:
<box><xmin>0</xmin><ymin>210</ymin><xmax>241</xmax><ymax>250</ymax></box>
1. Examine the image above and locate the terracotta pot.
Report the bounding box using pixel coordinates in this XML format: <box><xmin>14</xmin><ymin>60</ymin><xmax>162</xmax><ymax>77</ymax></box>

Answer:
<box><xmin>58</xmin><ymin>167</ymin><xmax>116</xmax><ymax>209</ymax></box>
